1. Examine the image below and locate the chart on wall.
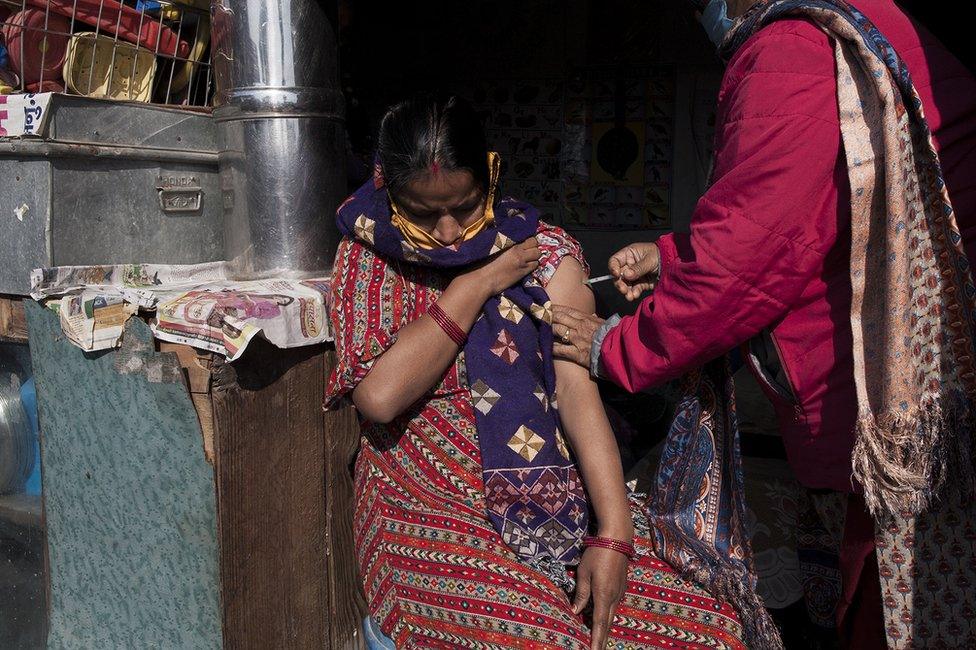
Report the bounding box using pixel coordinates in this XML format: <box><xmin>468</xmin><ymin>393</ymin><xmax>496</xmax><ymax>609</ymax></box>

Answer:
<box><xmin>452</xmin><ymin>67</ymin><xmax>677</xmax><ymax>230</ymax></box>
<box><xmin>563</xmin><ymin>67</ymin><xmax>676</xmax><ymax>230</ymax></box>
<box><xmin>461</xmin><ymin>80</ymin><xmax>567</xmax><ymax>226</ymax></box>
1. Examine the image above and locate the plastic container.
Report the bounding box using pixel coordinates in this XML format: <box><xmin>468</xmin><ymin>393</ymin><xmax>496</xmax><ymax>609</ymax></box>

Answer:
<box><xmin>23</xmin><ymin>0</ymin><xmax>190</xmax><ymax>58</ymax></box>
<box><xmin>63</xmin><ymin>32</ymin><xmax>157</xmax><ymax>102</ymax></box>
<box><xmin>0</xmin><ymin>67</ymin><xmax>17</xmax><ymax>94</ymax></box>
<box><xmin>0</xmin><ymin>370</ymin><xmax>34</xmax><ymax>495</ymax></box>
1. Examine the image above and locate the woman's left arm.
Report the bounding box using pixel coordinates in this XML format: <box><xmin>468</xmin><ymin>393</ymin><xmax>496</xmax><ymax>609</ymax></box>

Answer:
<box><xmin>547</xmin><ymin>257</ymin><xmax>632</xmax><ymax>650</ymax></box>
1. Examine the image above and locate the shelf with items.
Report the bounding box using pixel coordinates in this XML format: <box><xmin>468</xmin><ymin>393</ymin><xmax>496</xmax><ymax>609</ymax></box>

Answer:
<box><xmin>0</xmin><ymin>0</ymin><xmax>212</xmax><ymax>107</ymax></box>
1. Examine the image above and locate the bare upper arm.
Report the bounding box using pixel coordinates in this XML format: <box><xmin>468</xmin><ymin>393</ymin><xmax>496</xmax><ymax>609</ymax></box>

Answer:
<box><xmin>546</xmin><ymin>257</ymin><xmax>598</xmax><ymax>392</ymax></box>
<box><xmin>545</xmin><ymin>257</ymin><xmax>594</xmax><ymax>314</ymax></box>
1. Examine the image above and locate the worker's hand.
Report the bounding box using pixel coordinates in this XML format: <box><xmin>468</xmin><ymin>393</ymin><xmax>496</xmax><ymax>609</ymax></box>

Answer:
<box><xmin>552</xmin><ymin>305</ymin><xmax>604</xmax><ymax>368</ymax></box>
<box><xmin>457</xmin><ymin>237</ymin><xmax>540</xmax><ymax>298</ymax></box>
<box><xmin>573</xmin><ymin>546</ymin><xmax>629</xmax><ymax>649</ymax></box>
<box><xmin>608</xmin><ymin>242</ymin><xmax>660</xmax><ymax>301</ymax></box>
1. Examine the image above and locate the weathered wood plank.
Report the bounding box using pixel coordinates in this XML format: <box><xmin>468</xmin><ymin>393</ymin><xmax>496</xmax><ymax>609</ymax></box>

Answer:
<box><xmin>322</xmin><ymin>349</ymin><xmax>368</xmax><ymax>649</ymax></box>
<box><xmin>0</xmin><ymin>296</ymin><xmax>28</xmax><ymax>342</ymax></box>
<box><xmin>159</xmin><ymin>342</ymin><xmax>215</xmax><ymax>463</ymax></box>
<box><xmin>212</xmin><ymin>340</ymin><xmax>362</xmax><ymax>649</ymax></box>
<box><xmin>192</xmin><ymin>392</ymin><xmax>216</xmax><ymax>465</ymax></box>
<box><xmin>159</xmin><ymin>342</ymin><xmax>213</xmax><ymax>394</ymax></box>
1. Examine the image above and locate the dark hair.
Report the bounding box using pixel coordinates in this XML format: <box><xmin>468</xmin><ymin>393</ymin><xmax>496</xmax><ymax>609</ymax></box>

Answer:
<box><xmin>376</xmin><ymin>95</ymin><xmax>489</xmax><ymax>194</ymax></box>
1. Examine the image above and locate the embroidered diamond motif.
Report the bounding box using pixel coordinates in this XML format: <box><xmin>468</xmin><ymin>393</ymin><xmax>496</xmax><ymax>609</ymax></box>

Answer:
<box><xmin>490</xmin><ymin>232</ymin><xmax>515</xmax><ymax>255</ymax></box>
<box><xmin>555</xmin><ymin>427</ymin><xmax>570</xmax><ymax>460</ymax></box>
<box><xmin>529</xmin><ymin>301</ymin><xmax>553</xmax><ymax>324</ymax></box>
<box><xmin>566</xmin><ymin>470</ymin><xmax>585</xmax><ymax>497</ymax></box>
<box><xmin>533</xmin><ymin>384</ymin><xmax>549</xmax><ymax>411</ymax></box>
<box><xmin>498</xmin><ymin>296</ymin><xmax>524</xmax><ymax>324</ymax></box>
<box><xmin>516</xmin><ymin>506</ymin><xmax>535</xmax><ymax>524</ymax></box>
<box><xmin>470</xmin><ymin>379</ymin><xmax>501</xmax><ymax>415</ymax></box>
<box><xmin>529</xmin><ymin>468</ymin><xmax>568</xmax><ymax>515</ymax></box>
<box><xmin>491</xmin><ymin>329</ymin><xmax>519</xmax><ymax>364</ymax></box>
<box><xmin>501</xmin><ymin>520</ymin><xmax>538</xmax><ymax>558</ymax></box>
<box><xmin>484</xmin><ymin>473</ymin><xmax>523</xmax><ymax>517</ymax></box>
<box><xmin>534</xmin><ymin>519</ymin><xmax>578</xmax><ymax>559</ymax></box>
<box><xmin>508</xmin><ymin>425</ymin><xmax>546</xmax><ymax>462</ymax></box>
<box><xmin>353</xmin><ymin>214</ymin><xmax>376</xmax><ymax>244</ymax></box>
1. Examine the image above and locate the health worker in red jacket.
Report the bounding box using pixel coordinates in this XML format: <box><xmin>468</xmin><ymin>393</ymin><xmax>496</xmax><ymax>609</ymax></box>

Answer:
<box><xmin>553</xmin><ymin>1</ymin><xmax>976</xmax><ymax>647</ymax></box>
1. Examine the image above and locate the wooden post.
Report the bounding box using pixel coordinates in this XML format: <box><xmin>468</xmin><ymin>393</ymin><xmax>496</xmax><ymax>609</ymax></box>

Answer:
<box><xmin>210</xmin><ymin>339</ymin><xmax>367</xmax><ymax>650</ymax></box>
<box><xmin>0</xmin><ymin>296</ymin><xmax>28</xmax><ymax>343</ymax></box>
<box><xmin>322</xmin><ymin>358</ymin><xmax>367</xmax><ymax>647</ymax></box>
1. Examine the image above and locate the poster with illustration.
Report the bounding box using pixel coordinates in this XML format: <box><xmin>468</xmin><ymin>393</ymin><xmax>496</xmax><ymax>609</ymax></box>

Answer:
<box><xmin>563</xmin><ymin>66</ymin><xmax>676</xmax><ymax>230</ymax></box>
<box><xmin>447</xmin><ymin>79</ymin><xmax>567</xmax><ymax>225</ymax></box>
<box><xmin>589</xmin><ymin>121</ymin><xmax>645</xmax><ymax>186</ymax></box>
<box><xmin>449</xmin><ymin>67</ymin><xmax>677</xmax><ymax>231</ymax></box>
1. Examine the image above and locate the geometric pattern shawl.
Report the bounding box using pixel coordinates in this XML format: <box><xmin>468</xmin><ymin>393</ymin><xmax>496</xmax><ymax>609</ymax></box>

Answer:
<box><xmin>336</xmin><ymin>162</ymin><xmax>588</xmax><ymax>583</ymax></box>
<box><xmin>647</xmin><ymin>360</ymin><xmax>782</xmax><ymax>647</ymax></box>
<box><xmin>724</xmin><ymin>0</ymin><xmax>976</xmax><ymax>530</ymax></box>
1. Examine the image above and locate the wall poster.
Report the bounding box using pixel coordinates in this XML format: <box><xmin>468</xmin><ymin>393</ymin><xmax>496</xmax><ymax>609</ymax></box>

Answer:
<box><xmin>450</xmin><ymin>66</ymin><xmax>678</xmax><ymax>231</ymax></box>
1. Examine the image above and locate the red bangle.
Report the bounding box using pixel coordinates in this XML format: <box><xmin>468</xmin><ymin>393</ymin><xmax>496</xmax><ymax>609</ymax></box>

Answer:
<box><xmin>428</xmin><ymin>301</ymin><xmax>467</xmax><ymax>347</ymax></box>
<box><xmin>582</xmin><ymin>536</ymin><xmax>636</xmax><ymax>560</ymax></box>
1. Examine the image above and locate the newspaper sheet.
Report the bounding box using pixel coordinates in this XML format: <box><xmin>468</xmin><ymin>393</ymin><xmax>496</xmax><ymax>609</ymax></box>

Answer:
<box><xmin>30</xmin><ymin>262</ymin><xmax>333</xmax><ymax>359</ymax></box>
<box><xmin>152</xmin><ymin>278</ymin><xmax>333</xmax><ymax>360</ymax></box>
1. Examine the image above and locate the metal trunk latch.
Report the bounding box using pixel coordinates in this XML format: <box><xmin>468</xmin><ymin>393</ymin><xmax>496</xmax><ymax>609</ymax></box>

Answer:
<box><xmin>156</xmin><ymin>174</ymin><xmax>203</xmax><ymax>213</ymax></box>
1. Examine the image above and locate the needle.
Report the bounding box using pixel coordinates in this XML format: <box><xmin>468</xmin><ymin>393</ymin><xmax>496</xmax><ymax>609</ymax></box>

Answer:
<box><xmin>582</xmin><ymin>274</ymin><xmax>615</xmax><ymax>286</ymax></box>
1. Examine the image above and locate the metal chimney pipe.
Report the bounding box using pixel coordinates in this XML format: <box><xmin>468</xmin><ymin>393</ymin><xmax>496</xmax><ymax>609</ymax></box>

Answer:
<box><xmin>211</xmin><ymin>0</ymin><xmax>345</xmax><ymax>278</ymax></box>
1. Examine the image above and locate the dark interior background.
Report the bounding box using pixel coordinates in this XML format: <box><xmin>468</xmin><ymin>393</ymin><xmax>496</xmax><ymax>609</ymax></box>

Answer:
<box><xmin>335</xmin><ymin>0</ymin><xmax>971</xmax><ymax>320</ymax></box>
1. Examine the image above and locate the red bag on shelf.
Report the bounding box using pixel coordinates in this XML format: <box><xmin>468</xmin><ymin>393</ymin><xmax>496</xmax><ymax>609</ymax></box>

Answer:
<box><xmin>24</xmin><ymin>0</ymin><xmax>190</xmax><ymax>58</ymax></box>
<box><xmin>27</xmin><ymin>79</ymin><xmax>65</xmax><ymax>92</ymax></box>
<box><xmin>1</xmin><ymin>9</ymin><xmax>71</xmax><ymax>86</ymax></box>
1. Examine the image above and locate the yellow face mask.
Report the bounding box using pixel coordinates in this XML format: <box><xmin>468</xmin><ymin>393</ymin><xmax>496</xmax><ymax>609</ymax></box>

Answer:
<box><xmin>390</xmin><ymin>152</ymin><xmax>501</xmax><ymax>250</ymax></box>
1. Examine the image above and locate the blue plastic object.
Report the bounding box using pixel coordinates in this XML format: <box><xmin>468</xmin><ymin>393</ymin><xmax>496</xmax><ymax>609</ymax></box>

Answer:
<box><xmin>363</xmin><ymin>616</ymin><xmax>396</xmax><ymax>650</ymax></box>
<box><xmin>135</xmin><ymin>0</ymin><xmax>163</xmax><ymax>13</ymax></box>
<box><xmin>19</xmin><ymin>377</ymin><xmax>41</xmax><ymax>496</ymax></box>
<box><xmin>701</xmin><ymin>0</ymin><xmax>733</xmax><ymax>48</ymax></box>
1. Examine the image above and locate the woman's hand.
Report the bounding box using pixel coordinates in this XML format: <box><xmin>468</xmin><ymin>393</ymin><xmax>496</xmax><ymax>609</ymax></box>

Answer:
<box><xmin>608</xmin><ymin>242</ymin><xmax>660</xmax><ymax>301</ymax></box>
<box><xmin>573</xmin><ymin>546</ymin><xmax>630</xmax><ymax>649</ymax></box>
<box><xmin>552</xmin><ymin>305</ymin><xmax>604</xmax><ymax>368</ymax></box>
<box><xmin>351</xmin><ymin>237</ymin><xmax>537</xmax><ymax>423</ymax></box>
<box><xmin>456</xmin><ymin>237</ymin><xmax>541</xmax><ymax>297</ymax></box>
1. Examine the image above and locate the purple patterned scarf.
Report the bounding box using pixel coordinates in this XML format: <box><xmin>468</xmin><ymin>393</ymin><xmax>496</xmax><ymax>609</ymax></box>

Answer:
<box><xmin>336</xmin><ymin>163</ymin><xmax>589</xmax><ymax>579</ymax></box>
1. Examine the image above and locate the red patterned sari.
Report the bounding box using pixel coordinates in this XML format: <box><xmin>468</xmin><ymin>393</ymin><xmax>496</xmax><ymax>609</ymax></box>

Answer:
<box><xmin>327</xmin><ymin>223</ymin><xmax>745</xmax><ymax>649</ymax></box>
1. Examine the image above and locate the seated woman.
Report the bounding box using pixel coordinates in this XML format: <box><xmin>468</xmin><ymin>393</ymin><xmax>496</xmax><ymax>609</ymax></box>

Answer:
<box><xmin>326</xmin><ymin>96</ymin><xmax>745</xmax><ymax>649</ymax></box>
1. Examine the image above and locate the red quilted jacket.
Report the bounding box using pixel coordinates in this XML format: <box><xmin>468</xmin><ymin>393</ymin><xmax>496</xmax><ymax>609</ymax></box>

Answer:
<box><xmin>599</xmin><ymin>0</ymin><xmax>976</xmax><ymax>491</ymax></box>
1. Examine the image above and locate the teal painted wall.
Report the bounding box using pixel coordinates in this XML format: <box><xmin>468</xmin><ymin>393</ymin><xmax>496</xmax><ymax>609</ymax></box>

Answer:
<box><xmin>24</xmin><ymin>303</ymin><xmax>221</xmax><ymax>649</ymax></box>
